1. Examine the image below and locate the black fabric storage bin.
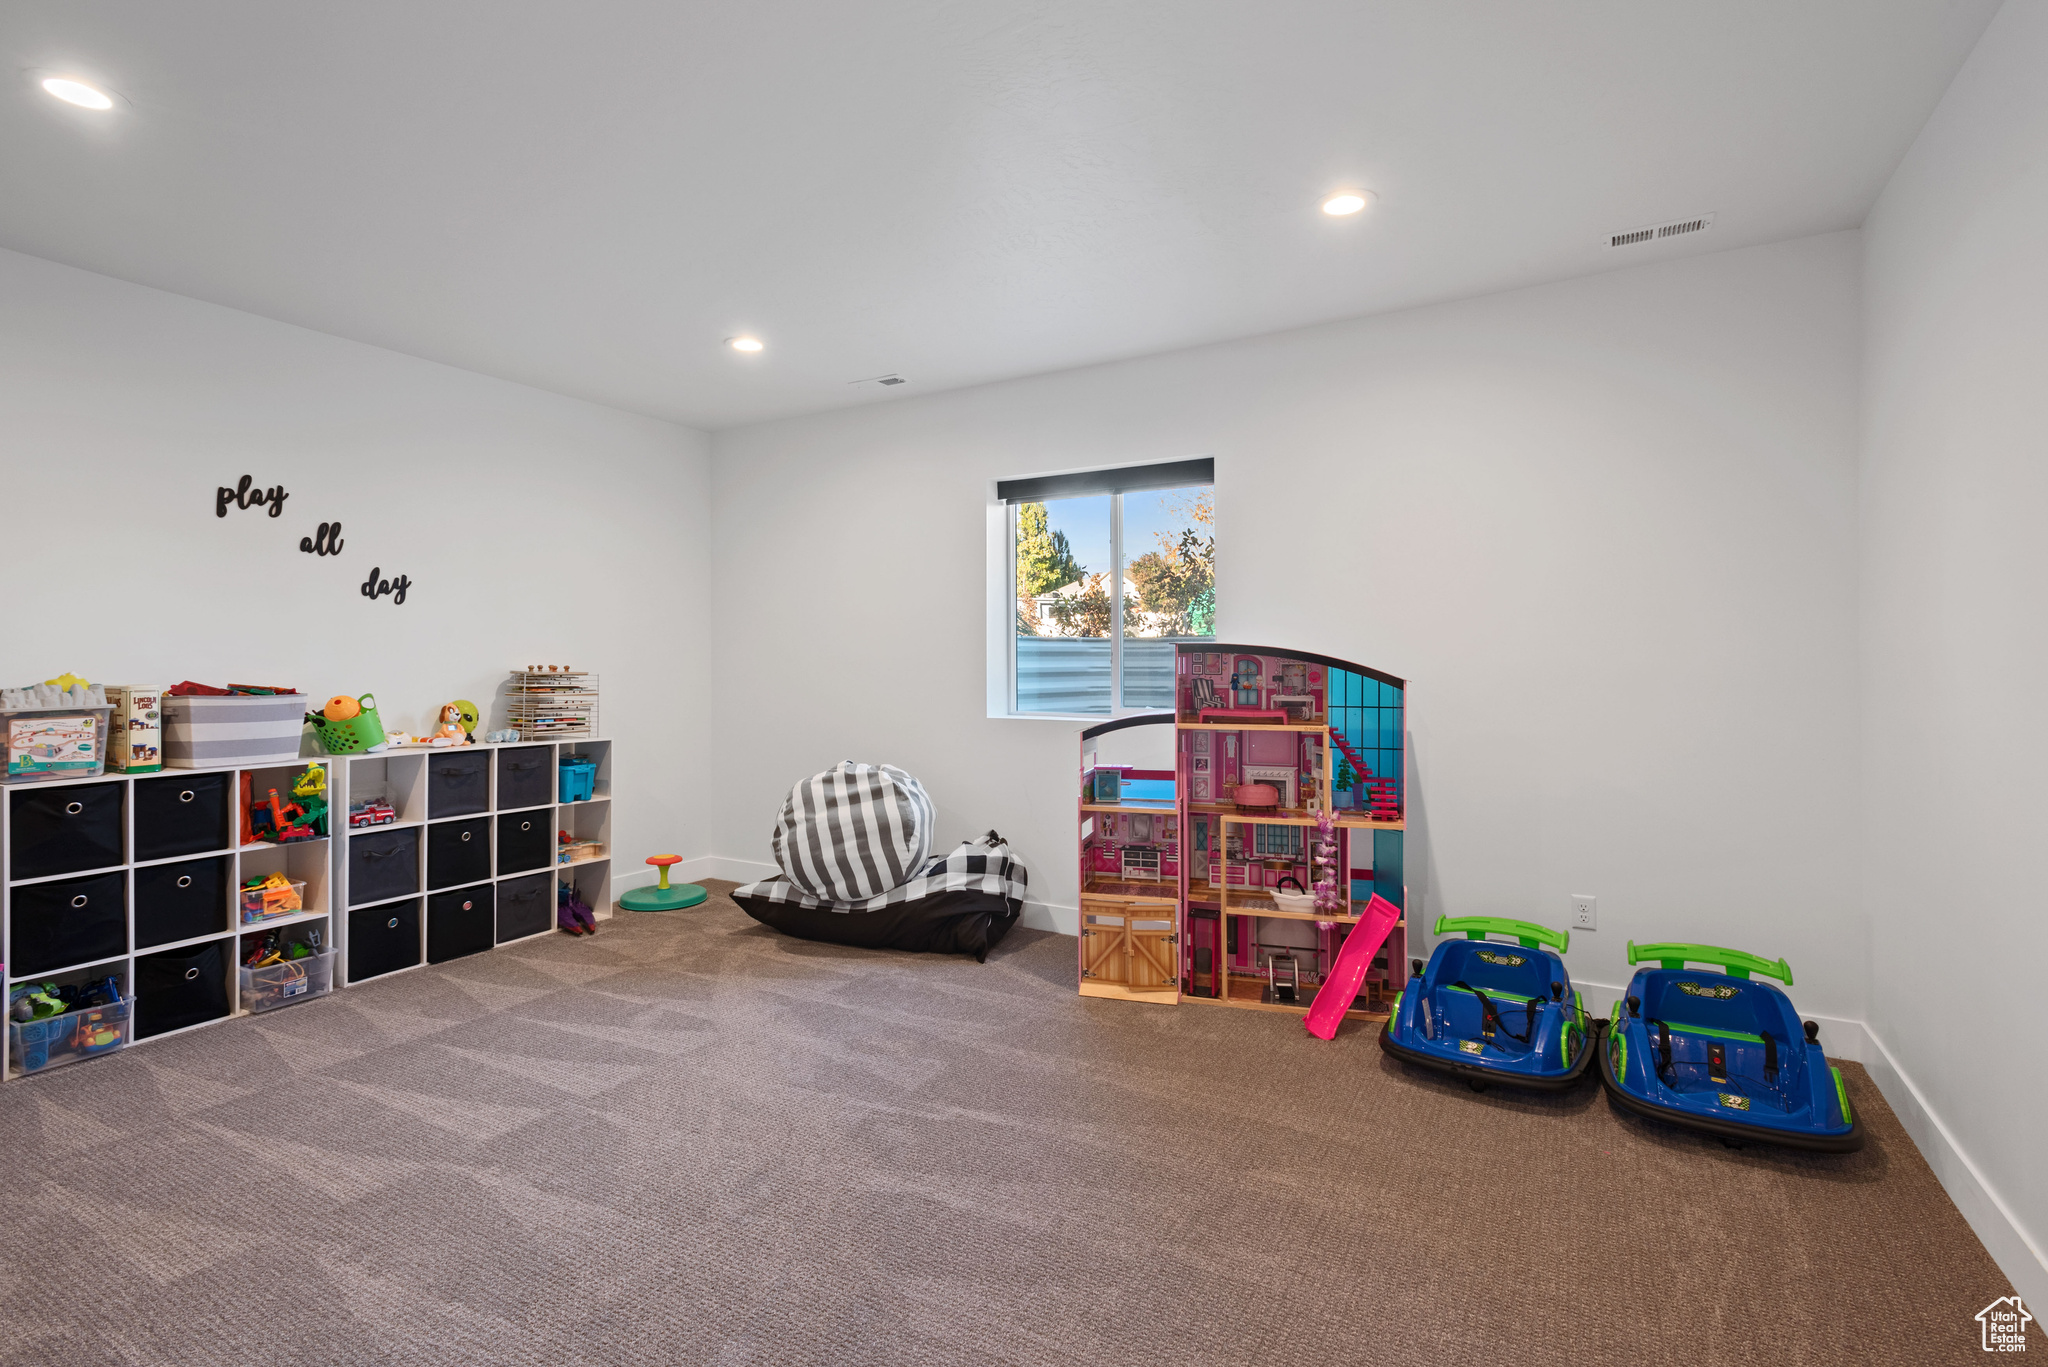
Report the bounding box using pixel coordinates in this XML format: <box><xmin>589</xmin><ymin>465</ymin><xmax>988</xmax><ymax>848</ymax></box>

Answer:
<box><xmin>427</xmin><ymin>817</ymin><xmax>491</xmax><ymax>889</ymax></box>
<box><xmin>349</xmin><ymin>826</ymin><xmax>418</xmax><ymax>905</ymax></box>
<box><xmin>10</xmin><ymin>870</ymin><xmax>126</xmax><ymax>976</ymax></box>
<box><xmin>496</xmin><ymin>872</ymin><xmax>552</xmax><ymax>942</ymax></box>
<box><xmin>134</xmin><ymin>855</ymin><xmax>230</xmax><ymax>948</ymax></box>
<box><xmin>133</xmin><ymin>771</ymin><xmax>231</xmax><ymax>862</ymax></box>
<box><xmin>9</xmin><ymin>782</ymin><xmax>124</xmax><ymax>881</ymax></box>
<box><xmin>134</xmin><ymin>941</ymin><xmax>230</xmax><ymax>1038</ymax></box>
<box><xmin>496</xmin><ymin>809</ymin><xmax>551</xmax><ymax>875</ymax></box>
<box><xmin>349</xmin><ymin>899</ymin><xmax>421</xmax><ymax>981</ymax></box>
<box><xmin>495</xmin><ymin>746</ymin><xmax>554</xmax><ymax>810</ymax></box>
<box><xmin>428</xmin><ymin>884</ymin><xmax>494</xmax><ymax>963</ymax></box>
<box><xmin>427</xmin><ymin>750</ymin><xmax>490</xmax><ymax>819</ymax></box>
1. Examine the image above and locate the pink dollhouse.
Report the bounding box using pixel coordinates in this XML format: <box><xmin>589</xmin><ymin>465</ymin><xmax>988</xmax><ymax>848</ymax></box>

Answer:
<box><xmin>1077</xmin><ymin>642</ymin><xmax>1408</xmax><ymax>1021</ymax></box>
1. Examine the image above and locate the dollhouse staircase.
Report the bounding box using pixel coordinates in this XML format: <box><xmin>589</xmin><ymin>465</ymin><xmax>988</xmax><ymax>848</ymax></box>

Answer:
<box><xmin>1327</xmin><ymin>728</ymin><xmax>1402</xmax><ymax>821</ymax></box>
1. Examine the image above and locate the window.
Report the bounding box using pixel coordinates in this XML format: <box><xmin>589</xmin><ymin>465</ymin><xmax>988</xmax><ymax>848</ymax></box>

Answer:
<box><xmin>1000</xmin><ymin>459</ymin><xmax>1214</xmax><ymax>716</ymax></box>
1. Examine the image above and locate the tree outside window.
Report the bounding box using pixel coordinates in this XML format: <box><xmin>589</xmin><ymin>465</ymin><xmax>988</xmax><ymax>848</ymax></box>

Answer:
<box><xmin>1011</xmin><ymin>485</ymin><xmax>1213</xmax><ymax>714</ymax></box>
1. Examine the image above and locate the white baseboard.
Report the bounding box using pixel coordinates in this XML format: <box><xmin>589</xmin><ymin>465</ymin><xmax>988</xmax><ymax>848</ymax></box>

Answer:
<box><xmin>1022</xmin><ymin>900</ymin><xmax>1079</xmax><ymax>935</ymax></box>
<box><xmin>1859</xmin><ymin>1025</ymin><xmax>2048</xmax><ymax>1307</ymax></box>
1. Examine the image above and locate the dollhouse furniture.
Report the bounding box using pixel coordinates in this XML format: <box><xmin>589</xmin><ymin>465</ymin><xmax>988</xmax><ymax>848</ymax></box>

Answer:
<box><xmin>1077</xmin><ymin>642</ymin><xmax>1407</xmax><ymax>1024</ymax></box>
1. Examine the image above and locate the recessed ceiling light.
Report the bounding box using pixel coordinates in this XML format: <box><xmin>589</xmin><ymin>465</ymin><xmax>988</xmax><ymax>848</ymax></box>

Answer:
<box><xmin>726</xmin><ymin>336</ymin><xmax>764</xmax><ymax>353</ymax></box>
<box><xmin>1320</xmin><ymin>189</ymin><xmax>1373</xmax><ymax>217</ymax></box>
<box><xmin>41</xmin><ymin>77</ymin><xmax>114</xmax><ymax>110</ymax></box>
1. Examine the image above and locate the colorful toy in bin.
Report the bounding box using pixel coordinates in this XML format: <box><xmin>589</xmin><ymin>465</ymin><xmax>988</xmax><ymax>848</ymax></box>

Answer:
<box><xmin>241</xmin><ymin>872</ymin><xmax>306</xmax><ymax>922</ymax></box>
<box><xmin>247</xmin><ymin>780</ymin><xmax>322</xmax><ymax>843</ymax></box>
<box><xmin>1599</xmin><ymin>941</ymin><xmax>1862</xmax><ymax>1152</ymax></box>
<box><xmin>306</xmin><ymin>692</ymin><xmax>387</xmax><ymax>754</ymax></box>
<box><xmin>3</xmin><ymin>674</ymin><xmax>114</xmax><ymax>783</ymax></box>
<box><xmin>1378</xmin><ymin>915</ymin><xmax>1594</xmax><ymax>1091</ymax></box>
<box><xmin>620</xmin><ymin>854</ymin><xmax>707</xmax><ymax>912</ymax></box>
<box><xmin>8</xmin><ymin>978</ymin><xmax>128</xmax><ymax>1073</ymax></box>
<box><xmin>559</xmin><ymin>755</ymin><xmax>596</xmax><ymax>802</ymax></box>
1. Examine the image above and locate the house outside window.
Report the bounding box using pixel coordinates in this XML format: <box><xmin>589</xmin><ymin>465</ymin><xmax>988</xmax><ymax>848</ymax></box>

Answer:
<box><xmin>999</xmin><ymin>458</ymin><xmax>1215</xmax><ymax>716</ymax></box>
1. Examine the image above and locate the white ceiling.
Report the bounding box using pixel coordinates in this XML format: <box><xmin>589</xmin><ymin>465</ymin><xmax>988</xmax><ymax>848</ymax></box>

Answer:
<box><xmin>0</xmin><ymin>2</ymin><xmax>2000</xmax><ymax>430</ymax></box>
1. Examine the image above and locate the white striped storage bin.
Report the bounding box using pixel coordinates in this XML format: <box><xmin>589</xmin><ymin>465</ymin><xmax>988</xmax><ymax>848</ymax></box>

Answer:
<box><xmin>162</xmin><ymin>694</ymin><xmax>309</xmax><ymax>768</ymax></box>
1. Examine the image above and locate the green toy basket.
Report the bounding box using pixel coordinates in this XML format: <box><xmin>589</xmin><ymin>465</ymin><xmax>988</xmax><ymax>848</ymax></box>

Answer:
<box><xmin>306</xmin><ymin>693</ymin><xmax>387</xmax><ymax>754</ymax></box>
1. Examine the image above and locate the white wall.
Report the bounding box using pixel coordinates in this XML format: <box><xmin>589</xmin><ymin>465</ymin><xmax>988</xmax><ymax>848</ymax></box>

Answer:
<box><xmin>710</xmin><ymin>232</ymin><xmax>1864</xmax><ymax>1019</ymax></box>
<box><xmin>1859</xmin><ymin>0</ymin><xmax>2048</xmax><ymax>1305</ymax></box>
<box><xmin>0</xmin><ymin>246</ymin><xmax>711</xmax><ymax>878</ymax></box>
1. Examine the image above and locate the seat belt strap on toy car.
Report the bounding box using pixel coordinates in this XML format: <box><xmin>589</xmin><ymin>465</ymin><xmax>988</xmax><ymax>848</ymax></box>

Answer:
<box><xmin>1458</xmin><ymin>981</ymin><xmax>1534</xmax><ymax>1045</ymax></box>
<box><xmin>1761</xmin><ymin>1030</ymin><xmax>1778</xmax><ymax>1081</ymax></box>
<box><xmin>1708</xmin><ymin>1041</ymin><xmax>1727</xmax><ymax>1083</ymax></box>
<box><xmin>1525</xmin><ymin>996</ymin><xmax>1540</xmax><ymax>1043</ymax></box>
<box><xmin>1655</xmin><ymin>1020</ymin><xmax>1672</xmax><ymax>1074</ymax></box>
<box><xmin>1454</xmin><ymin>981</ymin><xmax>1496</xmax><ymax>1041</ymax></box>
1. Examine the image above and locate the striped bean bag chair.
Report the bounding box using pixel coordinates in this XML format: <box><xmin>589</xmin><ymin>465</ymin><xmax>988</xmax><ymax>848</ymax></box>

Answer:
<box><xmin>735</xmin><ymin>763</ymin><xmax>1027</xmax><ymax>960</ymax></box>
<box><xmin>770</xmin><ymin>761</ymin><xmax>935</xmax><ymax>902</ymax></box>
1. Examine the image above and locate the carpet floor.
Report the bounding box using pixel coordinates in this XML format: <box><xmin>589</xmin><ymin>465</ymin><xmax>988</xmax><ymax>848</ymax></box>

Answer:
<box><xmin>0</xmin><ymin>881</ymin><xmax>2032</xmax><ymax>1366</ymax></box>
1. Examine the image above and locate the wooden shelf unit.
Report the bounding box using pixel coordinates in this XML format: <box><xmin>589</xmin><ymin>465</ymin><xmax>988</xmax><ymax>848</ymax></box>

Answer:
<box><xmin>1077</xmin><ymin>643</ymin><xmax>1409</xmax><ymax>1019</ymax></box>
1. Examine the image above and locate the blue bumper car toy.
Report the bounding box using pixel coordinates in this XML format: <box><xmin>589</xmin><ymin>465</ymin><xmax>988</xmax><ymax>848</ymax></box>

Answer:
<box><xmin>1379</xmin><ymin>915</ymin><xmax>1595</xmax><ymax>1092</ymax></box>
<box><xmin>1598</xmin><ymin>941</ymin><xmax>1862</xmax><ymax>1152</ymax></box>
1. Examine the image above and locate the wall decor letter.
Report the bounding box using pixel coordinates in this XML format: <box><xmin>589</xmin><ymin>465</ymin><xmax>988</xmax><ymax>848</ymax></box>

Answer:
<box><xmin>361</xmin><ymin>566</ymin><xmax>411</xmax><ymax>605</ymax></box>
<box><xmin>215</xmin><ymin>474</ymin><xmax>290</xmax><ymax>518</ymax></box>
<box><xmin>300</xmin><ymin>522</ymin><xmax>345</xmax><ymax>556</ymax></box>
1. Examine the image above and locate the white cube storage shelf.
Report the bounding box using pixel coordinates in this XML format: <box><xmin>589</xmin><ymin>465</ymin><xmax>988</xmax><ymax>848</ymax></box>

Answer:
<box><xmin>2</xmin><ymin>736</ymin><xmax>613</xmax><ymax>1081</ymax></box>
<box><xmin>333</xmin><ymin>738</ymin><xmax>612</xmax><ymax>989</ymax></box>
<box><xmin>2</xmin><ymin>759</ymin><xmax>337</xmax><ymax>1081</ymax></box>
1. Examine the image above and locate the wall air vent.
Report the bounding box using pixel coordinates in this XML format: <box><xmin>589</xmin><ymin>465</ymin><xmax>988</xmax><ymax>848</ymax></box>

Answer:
<box><xmin>1606</xmin><ymin>213</ymin><xmax>1715</xmax><ymax>249</ymax></box>
<box><xmin>849</xmin><ymin>373</ymin><xmax>908</xmax><ymax>390</ymax></box>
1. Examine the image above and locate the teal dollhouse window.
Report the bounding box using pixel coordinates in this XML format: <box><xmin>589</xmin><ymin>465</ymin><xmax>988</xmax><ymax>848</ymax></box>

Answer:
<box><xmin>1001</xmin><ymin>460</ymin><xmax>1214</xmax><ymax>716</ymax></box>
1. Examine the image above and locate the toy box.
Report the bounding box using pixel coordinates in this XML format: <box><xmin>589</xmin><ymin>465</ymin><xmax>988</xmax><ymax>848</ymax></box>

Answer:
<box><xmin>164</xmin><ymin>693</ymin><xmax>307</xmax><ymax>767</ymax></box>
<box><xmin>4</xmin><ymin>706</ymin><xmax>114</xmax><ymax>783</ymax></box>
<box><xmin>240</xmin><ymin>951</ymin><xmax>334</xmax><ymax>1013</ymax></box>
<box><xmin>104</xmin><ymin>685</ymin><xmax>164</xmax><ymax>774</ymax></box>
<box><xmin>8</xmin><ymin>999</ymin><xmax>131</xmax><ymax>1075</ymax></box>
<box><xmin>240</xmin><ymin>876</ymin><xmax>306</xmax><ymax>923</ymax></box>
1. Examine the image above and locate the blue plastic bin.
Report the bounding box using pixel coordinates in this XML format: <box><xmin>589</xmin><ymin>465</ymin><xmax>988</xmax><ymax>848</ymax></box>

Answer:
<box><xmin>559</xmin><ymin>756</ymin><xmax>596</xmax><ymax>803</ymax></box>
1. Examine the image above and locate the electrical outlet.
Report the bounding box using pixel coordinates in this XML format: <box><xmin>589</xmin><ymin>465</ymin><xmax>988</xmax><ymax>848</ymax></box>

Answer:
<box><xmin>1571</xmin><ymin>895</ymin><xmax>1597</xmax><ymax>930</ymax></box>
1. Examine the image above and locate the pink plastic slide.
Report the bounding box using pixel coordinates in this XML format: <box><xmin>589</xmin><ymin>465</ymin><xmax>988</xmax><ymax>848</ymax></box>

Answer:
<box><xmin>1302</xmin><ymin>894</ymin><xmax>1403</xmax><ymax>1040</ymax></box>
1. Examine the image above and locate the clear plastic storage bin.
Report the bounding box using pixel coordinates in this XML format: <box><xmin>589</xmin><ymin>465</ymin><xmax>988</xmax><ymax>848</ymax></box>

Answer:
<box><xmin>7</xmin><ymin>999</ymin><xmax>131</xmax><ymax>1075</ymax></box>
<box><xmin>2</xmin><ymin>705</ymin><xmax>116</xmax><ymax>783</ymax></box>
<box><xmin>240</xmin><ymin>878</ymin><xmax>306</xmax><ymax>923</ymax></box>
<box><xmin>239</xmin><ymin>952</ymin><xmax>333</xmax><ymax>1014</ymax></box>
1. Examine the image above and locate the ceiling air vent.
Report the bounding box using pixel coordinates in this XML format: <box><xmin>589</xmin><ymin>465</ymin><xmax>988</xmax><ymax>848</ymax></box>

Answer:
<box><xmin>849</xmin><ymin>373</ymin><xmax>908</xmax><ymax>390</ymax></box>
<box><xmin>1606</xmin><ymin>213</ymin><xmax>1715</xmax><ymax>249</ymax></box>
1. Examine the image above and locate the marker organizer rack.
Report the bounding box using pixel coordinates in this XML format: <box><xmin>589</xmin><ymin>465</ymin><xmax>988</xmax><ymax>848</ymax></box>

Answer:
<box><xmin>506</xmin><ymin>669</ymin><xmax>598</xmax><ymax>739</ymax></box>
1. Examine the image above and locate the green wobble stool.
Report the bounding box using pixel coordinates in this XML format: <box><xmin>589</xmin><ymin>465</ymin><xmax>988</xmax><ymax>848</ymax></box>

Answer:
<box><xmin>619</xmin><ymin>854</ymin><xmax>707</xmax><ymax>912</ymax></box>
